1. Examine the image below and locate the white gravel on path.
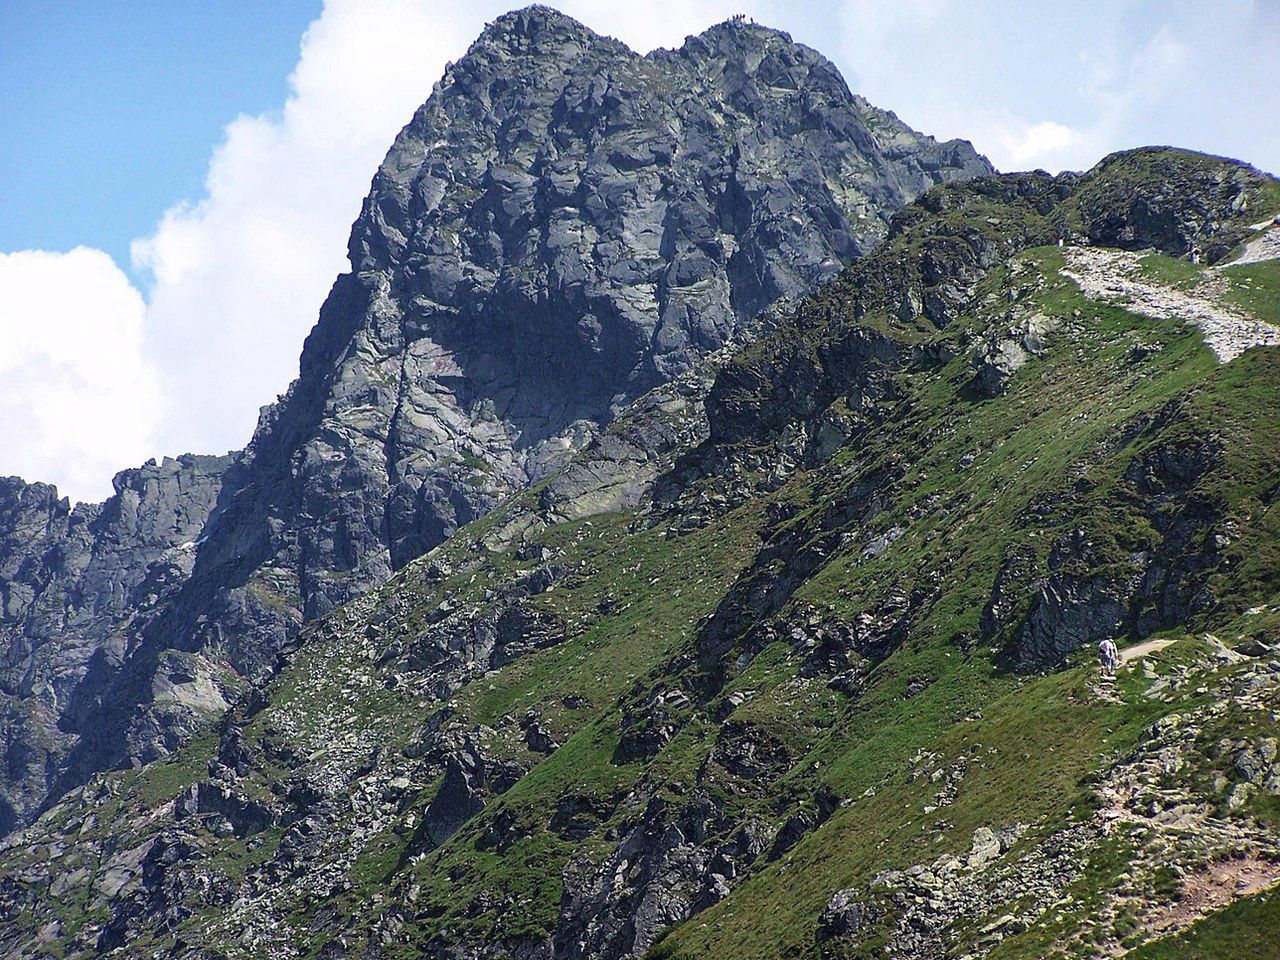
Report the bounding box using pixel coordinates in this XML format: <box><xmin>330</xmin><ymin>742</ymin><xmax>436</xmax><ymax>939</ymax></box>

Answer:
<box><xmin>1226</xmin><ymin>225</ymin><xmax>1280</xmax><ymax>266</ymax></box>
<box><xmin>1060</xmin><ymin>245</ymin><xmax>1280</xmax><ymax>363</ymax></box>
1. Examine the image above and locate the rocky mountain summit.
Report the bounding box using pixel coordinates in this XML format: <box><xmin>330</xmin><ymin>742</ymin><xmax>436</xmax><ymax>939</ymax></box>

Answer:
<box><xmin>3</xmin><ymin>138</ymin><xmax>1280</xmax><ymax>960</ymax></box>
<box><xmin>0</xmin><ymin>7</ymin><xmax>991</xmax><ymax>833</ymax></box>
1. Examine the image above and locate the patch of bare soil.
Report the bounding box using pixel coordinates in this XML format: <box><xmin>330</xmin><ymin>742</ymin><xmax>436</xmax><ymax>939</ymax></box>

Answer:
<box><xmin>1139</xmin><ymin>852</ymin><xmax>1280</xmax><ymax>943</ymax></box>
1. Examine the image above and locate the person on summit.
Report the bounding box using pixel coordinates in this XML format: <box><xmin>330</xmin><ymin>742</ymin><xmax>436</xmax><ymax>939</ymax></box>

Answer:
<box><xmin>1097</xmin><ymin>637</ymin><xmax>1119</xmax><ymax>678</ymax></box>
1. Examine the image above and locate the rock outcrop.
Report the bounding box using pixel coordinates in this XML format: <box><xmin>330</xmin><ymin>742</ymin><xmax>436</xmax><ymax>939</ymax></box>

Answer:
<box><xmin>970</xmin><ymin>312</ymin><xmax>1058</xmax><ymax>397</ymax></box>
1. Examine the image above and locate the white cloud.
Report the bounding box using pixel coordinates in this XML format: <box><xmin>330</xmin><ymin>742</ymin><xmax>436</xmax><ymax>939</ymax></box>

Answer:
<box><xmin>1002</xmin><ymin>121</ymin><xmax>1082</xmax><ymax>168</ymax></box>
<box><xmin>4</xmin><ymin>0</ymin><xmax>477</xmax><ymax>503</ymax></box>
<box><xmin>832</xmin><ymin>0</ymin><xmax>1246</xmax><ymax>176</ymax></box>
<box><xmin>0</xmin><ymin>248</ymin><xmax>160</xmax><ymax>502</ymax></box>
<box><xmin>836</xmin><ymin>0</ymin><xmax>1102</xmax><ymax>172</ymax></box>
<box><xmin>944</xmin><ymin>111</ymin><xmax>1099</xmax><ymax>173</ymax></box>
<box><xmin>132</xmin><ymin>0</ymin><xmax>476</xmax><ymax>464</ymax></box>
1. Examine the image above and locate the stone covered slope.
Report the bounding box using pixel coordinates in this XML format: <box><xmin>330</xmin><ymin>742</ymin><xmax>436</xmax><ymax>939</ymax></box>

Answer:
<box><xmin>0</xmin><ymin>6</ymin><xmax>991</xmax><ymax>834</ymax></box>
<box><xmin>4</xmin><ymin>148</ymin><xmax>1280</xmax><ymax>960</ymax></box>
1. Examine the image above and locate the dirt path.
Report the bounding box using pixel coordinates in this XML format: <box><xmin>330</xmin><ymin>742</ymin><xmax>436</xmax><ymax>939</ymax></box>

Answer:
<box><xmin>1092</xmin><ymin>637</ymin><xmax>1176</xmax><ymax>702</ymax></box>
<box><xmin>1061</xmin><ymin>246</ymin><xmax>1280</xmax><ymax>362</ymax></box>
<box><xmin>1225</xmin><ymin>225</ymin><xmax>1280</xmax><ymax>266</ymax></box>
<box><xmin>1141</xmin><ymin>854</ymin><xmax>1280</xmax><ymax>941</ymax></box>
<box><xmin>1119</xmin><ymin>636</ymin><xmax>1176</xmax><ymax>666</ymax></box>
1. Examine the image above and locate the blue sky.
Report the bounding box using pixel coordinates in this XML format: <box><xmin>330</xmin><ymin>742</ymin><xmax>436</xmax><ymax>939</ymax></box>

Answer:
<box><xmin>0</xmin><ymin>1</ymin><xmax>320</xmax><ymax>270</ymax></box>
<box><xmin>2</xmin><ymin>0</ymin><xmax>1278</xmax><ymax>502</ymax></box>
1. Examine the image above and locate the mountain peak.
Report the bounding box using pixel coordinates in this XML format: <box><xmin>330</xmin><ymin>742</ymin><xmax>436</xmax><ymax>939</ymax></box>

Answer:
<box><xmin>698</xmin><ymin>13</ymin><xmax>795</xmax><ymax>45</ymax></box>
<box><xmin>473</xmin><ymin>5</ymin><xmax>606</xmax><ymax>51</ymax></box>
<box><xmin>0</xmin><ymin>0</ymin><xmax>992</xmax><ymax>855</ymax></box>
<box><xmin>663</xmin><ymin>13</ymin><xmax>806</xmax><ymax>64</ymax></box>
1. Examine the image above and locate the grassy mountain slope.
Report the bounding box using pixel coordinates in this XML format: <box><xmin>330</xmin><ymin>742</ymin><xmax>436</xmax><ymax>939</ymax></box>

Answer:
<box><xmin>3</xmin><ymin>149</ymin><xmax>1280</xmax><ymax>960</ymax></box>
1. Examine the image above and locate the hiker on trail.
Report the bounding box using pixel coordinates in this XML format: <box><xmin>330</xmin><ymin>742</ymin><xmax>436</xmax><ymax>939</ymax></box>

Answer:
<box><xmin>1098</xmin><ymin>637</ymin><xmax>1119</xmax><ymax>678</ymax></box>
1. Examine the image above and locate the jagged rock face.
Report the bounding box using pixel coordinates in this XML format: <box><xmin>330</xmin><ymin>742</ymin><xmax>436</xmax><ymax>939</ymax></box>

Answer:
<box><xmin>0</xmin><ymin>9</ymin><xmax>990</xmax><ymax>832</ymax></box>
<box><xmin>324</xmin><ymin>6</ymin><xmax>989</xmax><ymax>577</ymax></box>
<box><xmin>555</xmin><ymin>793</ymin><xmax>745</xmax><ymax>959</ymax></box>
<box><xmin>0</xmin><ymin>456</ymin><xmax>231</xmax><ymax>832</ymax></box>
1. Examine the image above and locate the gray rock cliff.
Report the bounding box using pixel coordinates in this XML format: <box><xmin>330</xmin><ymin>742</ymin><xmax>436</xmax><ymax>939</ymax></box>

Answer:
<box><xmin>0</xmin><ymin>455</ymin><xmax>232</xmax><ymax>833</ymax></box>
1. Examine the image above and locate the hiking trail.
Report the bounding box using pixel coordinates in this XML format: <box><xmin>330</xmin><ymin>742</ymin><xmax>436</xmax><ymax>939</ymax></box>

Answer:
<box><xmin>1061</xmin><ymin>246</ymin><xmax>1280</xmax><ymax>362</ymax></box>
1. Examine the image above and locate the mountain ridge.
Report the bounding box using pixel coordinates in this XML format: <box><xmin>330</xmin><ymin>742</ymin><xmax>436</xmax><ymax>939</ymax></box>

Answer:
<box><xmin>7</xmin><ymin>9</ymin><xmax>1280</xmax><ymax>960</ymax></box>
<box><xmin>0</xmin><ymin>7</ymin><xmax>991</xmax><ymax>836</ymax></box>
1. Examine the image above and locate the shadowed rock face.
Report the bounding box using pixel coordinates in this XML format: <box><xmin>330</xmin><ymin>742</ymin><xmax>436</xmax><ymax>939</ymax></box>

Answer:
<box><xmin>0</xmin><ymin>6</ymin><xmax>991</xmax><ymax>831</ymax></box>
